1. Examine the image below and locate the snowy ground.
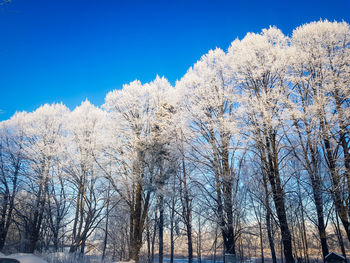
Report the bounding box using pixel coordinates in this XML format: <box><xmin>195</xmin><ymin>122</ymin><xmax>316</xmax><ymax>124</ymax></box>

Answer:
<box><xmin>0</xmin><ymin>253</ymin><xmax>48</xmax><ymax>263</ymax></box>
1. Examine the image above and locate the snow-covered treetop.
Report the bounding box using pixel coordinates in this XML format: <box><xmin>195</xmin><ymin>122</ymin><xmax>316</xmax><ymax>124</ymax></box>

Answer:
<box><xmin>290</xmin><ymin>20</ymin><xmax>350</xmax><ymax>130</ymax></box>
<box><xmin>1</xmin><ymin>19</ymin><xmax>348</xmax><ymax>168</ymax></box>
<box><xmin>22</xmin><ymin>103</ymin><xmax>69</xmax><ymax>160</ymax></box>
<box><xmin>103</xmin><ymin>76</ymin><xmax>173</xmax><ymax>139</ymax></box>
<box><xmin>176</xmin><ymin>48</ymin><xmax>235</xmax><ymax>127</ymax></box>
<box><xmin>227</xmin><ymin>26</ymin><xmax>289</xmax><ymax>84</ymax></box>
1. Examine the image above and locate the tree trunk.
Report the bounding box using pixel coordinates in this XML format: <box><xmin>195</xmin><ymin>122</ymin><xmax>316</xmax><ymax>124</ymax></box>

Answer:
<box><xmin>128</xmin><ymin>148</ymin><xmax>151</xmax><ymax>263</ymax></box>
<box><xmin>180</xmin><ymin>133</ymin><xmax>193</xmax><ymax>263</ymax></box>
<box><xmin>264</xmin><ymin>134</ymin><xmax>294</xmax><ymax>263</ymax></box>
<box><xmin>259</xmin><ymin>220</ymin><xmax>264</xmax><ymax>263</ymax></box>
<box><xmin>23</xmin><ymin>169</ymin><xmax>49</xmax><ymax>253</ymax></box>
<box><xmin>334</xmin><ymin>213</ymin><xmax>347</xmax><ymax>259</ymax></box>
<box><xmin>151</xmin><ymin>208</ymin><xmax>158</xmax><ymax>263</ymax></box>
<box><xmin>147</xmin><ymin>216</ymin><xmax>151</xmax><ymax>263</ymax></box>
<box><xmin>129</xmin><ymin>182</ymin><xmax>143</xmax><ymax>262</ymax></box>
<box><xmin>297</xmin><ymin>178</ymin><xmax>310</xmax><ymax>263</ymax></box>
<box><xmin>213</xmin><ymin>227</ymin><xmax>218</xmax><ymax>263</ymax></box>
<box><xmin>0</xmin><ymin>144</ymin><xmax>21</xmax><ymax>251</ymax></box>
<box><xmin>197</xmin><ymin>214</ymin><xmax>202</xmax><ymax>263</ymax></box>
<box><xmin>262</xmin><ymin>173</ymin><xmax>277</xmax><ymax>263</ymax></box>
<box><xmin>0</xmin><ymin>174</ymin><xmax>17</xmax><ymax>251</ymax></box>
<box><xmin>321</xmin><ymin>117</ymin><xmax>350</xmax><ymax>244</ymax></box>
<box><xmin>102</xmin><ymin>183</ymin><xmax>111</xmax><ymax>261</ymax></box>
<box><xmin>158</xmin><ymin>195</ymin><xmax>164</xmax><ymax>263</ymax></box>
<box><xmin>291</xmin><ymin>113</ymin><xmax>329</xmax><ymax>261</ymax></box>
<box><xmin>70</xmin><ymin>174</ymin><xmax>85</xmax><ymax>253</ymax></box>
<box><xmin>170</xmin><ymin>187</ymin><xmax>176</xmax><ymax>263</ymax></box>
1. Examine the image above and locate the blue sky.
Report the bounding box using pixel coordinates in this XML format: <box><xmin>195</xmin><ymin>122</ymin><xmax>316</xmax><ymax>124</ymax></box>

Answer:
<box><xmin>0</xmin><ymin>0</ymin><xmax>349</xmax><ymax>120</ymax></box>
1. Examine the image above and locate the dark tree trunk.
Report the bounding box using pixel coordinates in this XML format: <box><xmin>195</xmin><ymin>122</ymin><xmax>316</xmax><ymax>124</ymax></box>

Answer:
<box><xmin>213</xmin><ymin>228</ymin><xmax>218</xmax><ymax>263</ymax></box>
<box><xmin>146</xmin><ymin>216</ymin><xmax>151</xmax><ymax>263</ymax></box>
<box><xmin>23</xmin><ymin>171</ymin><xmax>48</xmax><ymax>253</ymax></box>
<box><xmin>197</xmin><ymin>214</ymin><xmax>202</xmax><ymax>263</ymax></box>
<box><xmin>53</xmin><ymin>231</ymin><xmax>59</xmax><ymax>252</ymax></box>
<box><xmin>335</xmin><ymin>94</ymin><xmax>350</xmax><ymax>236</ymax></box>
<box><xmin>0</xmin><ymin>144</ymin><xmax>21</xmax><ymax>251</ymax></box>
<box><xmin>266</xmin><ymin>209</ymin><xmax>277</xmax><ymax>263</ymax></box>
<box><xmin>259</xmin><ymin>220</ymin><xmax>264</xmax><ymax>263</ymax></box>
<box><xmin>102</xmin><ymin>183</ymin><xmax>111</xmax><ymax>261</ymax></box>
<box><xmin>210</xmin><ymin>129</ymin><xmax>236</xmax><ymax>257</ymax></box>
<box><xmin>170</xmin><ymin>222</ymin><xmax>174</xmax><ymax>263</ymax></box>
<box><xmin>0</xmin><ymin>176</ymin><xmax>17</xmax><ymax>251</ymax></box>
<box><xmin>222</xmin><ymin>138</ymin><xmax>236</xmax><ymax>256</ymax></box>
<box><xmin>264</xmin><ymin>134</ymin><xmax>294</xmax><ymax>263</ymax></box>
<box><xmin>129</xmin><ymin>181</ymin><xmax>150</xmax><ymax>262</ymax></box>
<box><xmin>268</xmin><ymin>172</ymin><xmax>293</xmax><ymax>263</ymax></box>
<box><xmin>324</xmin><ymin>135</ymin><xmax>350</xmax><ymax>243</ymax></box>
<box><xmin>334</xmin><ymin>213</ymin><xmax>347</xmax><ymax>259</ymax></box>
<box><xmin>24</xmin><ymin>230</ymin><xmax>40</xmax><ymax>253</ymax></box>
<box><xmin>320</xmin><ymin>115</ymin><xmax>350</xmax><ymax>244</ymax></box>
<box><xmin>186</xmin><ymin>222</ymin><xmax>193</xmax><ymax>263</ymax></box>
<box><xmin>151</xmin><ymin>208</ymin><xmax>157</xmax><ymax>263</ymax></box>
<box><xmin>80</xmin><ymin>239</ymin><xmax>86</xmax><ymax>255</ymax></box>
<box><xmin>180</xmin><ymin>134</ymin><xmax>193</xmax><ymax>263</ymax></box>
<box><xmin>311</xmin><ymin>177</ymin><xmax>328</xmax><ymax>260</ymax></box>
<box><xmin>297</xmin><ymin>177</ymin><xmax>310</xmax><ymax>263</ymax></box>
<box><xmin>291</xmin><ymin>113</ymin><xmax>329</xmax><ymax>261</ymax></box>
<box><xmin>158</xmin><ymin>195</ymin><xmax>164</xmax><ymax>263</ymax></box>
<box><xmin>70</xmin><ymin>174</ymin><xmax>85</xmax><ymax>253</ymax></box>
<box><xmin>262</xmin><ymin>173</ymin><xmax>277</xmax><ymax>263</ymax></box>
<box><xmin>170</xmin><ymin>183</ymin><xmax>176</xmax><ymax>263</ymax></box>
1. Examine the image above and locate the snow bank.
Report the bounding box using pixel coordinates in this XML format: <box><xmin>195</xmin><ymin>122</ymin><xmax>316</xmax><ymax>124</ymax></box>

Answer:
<box><xmin>0</xmin><ymin>253</ymin><xmax>47</xmax><ymax>263</ymax></box>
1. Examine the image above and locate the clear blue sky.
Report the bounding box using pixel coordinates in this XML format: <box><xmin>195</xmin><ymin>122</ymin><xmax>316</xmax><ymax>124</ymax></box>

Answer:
<box><xmin>0</xmin><ymin>0</ymin><xmax>349</xmax><ymax>120</ymax></box>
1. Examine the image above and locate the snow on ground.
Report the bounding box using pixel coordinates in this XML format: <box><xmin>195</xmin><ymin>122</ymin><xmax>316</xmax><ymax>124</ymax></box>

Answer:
<box><xmin>0</xmin><ymin>253</ymin><xmax>48</xmax><ymax>263</ymax></box>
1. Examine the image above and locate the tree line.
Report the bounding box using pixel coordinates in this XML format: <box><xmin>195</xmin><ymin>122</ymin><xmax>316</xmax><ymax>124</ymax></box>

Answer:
<box><xmin>0</xmin><ymin>20</ymin><xmax>349</xmax><ymax>263</ymax></box>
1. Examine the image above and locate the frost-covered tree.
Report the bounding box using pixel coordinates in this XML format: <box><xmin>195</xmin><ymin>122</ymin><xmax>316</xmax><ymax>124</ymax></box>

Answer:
<box><xmin>177</xmin><ymin>48</ymin><xmax>244</xmax><ymax>258</ymax></box>
<box><xmin>104</xmin><ymin>76</ymin><xmax>175</xmax><ymax>262</ymax></box>
<box><xmin>227</xmin><ymin>27</ymin><xmax>294</xmax><ymax>263</ymax></box>
<box><xmin>0</xmin><ymin>19</ymin><xmax>349</xmax><ymax>261</ymax></box>
<box><xmin>18</xmin><ymin>103</ymin><xmax>69</xmax><ymax>253</ymax></box>
<box><xmin>0</xmin><ymin>112</ymin><xmax>27</xmax><ymax>250</ymax></box>
<box><xmin>63</xmin><ymin>100</ymin><xmax>107</xmax><ymax>254</ymax></box>
<box><xmin>152</xmin><ymin>80</ymin><xmax>177</xmax><ymax>263</ymax></box>
<box><xmin>290</xmin><ymin>20</ymin><xmax>350</xmax><ymax>247</ymax></box>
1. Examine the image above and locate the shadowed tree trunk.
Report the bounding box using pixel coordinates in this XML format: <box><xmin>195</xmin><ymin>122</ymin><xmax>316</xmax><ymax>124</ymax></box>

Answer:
<box><xmin>129</xmin><ymin>180</ymin><xmax>151</xmax><ymax>262</ymax></box>
<box><xmin>22</xmin><ymin>163</ymin><xmax>50</xmax><ymax>253</ymax></box>
<box><xmin>158</xmin><ymin>194</ymin><xmax>164</xmax><ymax>263</ymax></box>
<box><xmin>262</xmin><ymin>172</ymin><xmax>277</xmax><ymax>263</ymax></box>
<box><xmin>0</xmin><ymin>145</ymin><xmax>21</xmax><ymax>251</ymax></box>
<box><xmin>179</xmin><ymin>131</ymin><xmax>193</xmax><ymax>263</ymax></box>
<box><xmin>169</xmin><ymin>172</ymin><xmax>177</xmax><ymax>263</ymax></box>
<box><xmin>262</xmin><ymin>133</ymin><xmax>294</xmax><ymax>263</ymax></box>
<box><xmin>102</xmin><ymin>182</ymin><xmax>111</xmax><ymax>261</ymax></box>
